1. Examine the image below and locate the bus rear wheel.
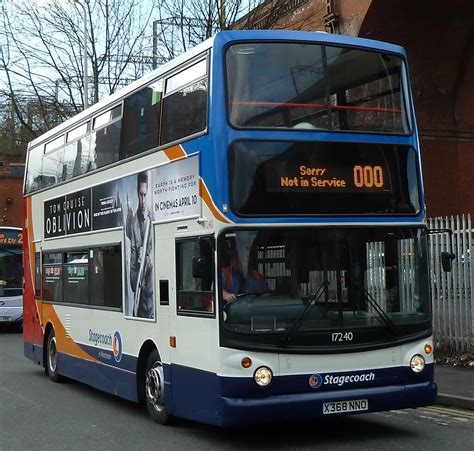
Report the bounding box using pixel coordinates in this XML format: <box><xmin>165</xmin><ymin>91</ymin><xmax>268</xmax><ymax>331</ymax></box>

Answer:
<box><xmin>45</xmin><ymin>329</ymin><xmax>63</xmax><ymax>382</ymax></box>
<box><xmin>145</xmin><ymin>349</ymin><xmax>169</xmax><ymax>424</ymax></box>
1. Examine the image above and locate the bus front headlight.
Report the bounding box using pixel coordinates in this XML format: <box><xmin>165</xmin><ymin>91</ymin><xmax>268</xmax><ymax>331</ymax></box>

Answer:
<box><xmin>410</xmin><ymin>354</ymin><xmax>425</xmax><ymax>373</ymax></box>
<box><xmin>254</xmin><ymin>366</ymin><xmax>273</xmax><ymax>386</ymax></box>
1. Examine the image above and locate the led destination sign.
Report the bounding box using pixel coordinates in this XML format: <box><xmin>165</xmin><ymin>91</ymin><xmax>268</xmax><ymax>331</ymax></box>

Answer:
<box><xmin>273</xmin><ymin>163</ymin><xmax>387</xmax><ymax>193</ymax></box>
<box><xmin>229</xmin><ymin>141</ymin><xmax>421</xmax><ymax>216</ymax></box>
<box><xmin>0</xmin><ymin>229</ymin><xmax>22</xmax><ymax>245</ymax></box>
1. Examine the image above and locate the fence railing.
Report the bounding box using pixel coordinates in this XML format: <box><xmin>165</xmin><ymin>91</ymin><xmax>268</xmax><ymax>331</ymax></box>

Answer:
<box><xmin>428</xmin><ymin>214</ymin><xmax>473</xmax><ymax>355</ymax></box>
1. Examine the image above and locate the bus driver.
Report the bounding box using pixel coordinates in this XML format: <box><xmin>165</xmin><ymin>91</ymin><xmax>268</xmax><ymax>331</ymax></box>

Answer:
<box><xmin>221</xmin><ymin>248</ymin><xmax>269</xmax><ymax>303</ymax></box>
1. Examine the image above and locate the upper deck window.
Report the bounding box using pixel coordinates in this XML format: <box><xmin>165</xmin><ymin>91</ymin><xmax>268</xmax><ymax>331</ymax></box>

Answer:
<box><xmin>67</xmin><ymin>123</ymin><xmax>89</xmax><ymax>142</ymax></box>
<box><xmin>93</xmin><ymin>105</ymin><xmax>122</xmax><ymax>130</ymax></box>
<box><xmin>165</xmin><ymin>59</ymin><xmax>207</xmax><ymax>94</ymax></box>
<box><xmin>121</xmin><ymin>79</ymin><xmax>163</xmax><ymax>159</ymax></box>
<box><xmin>161</xmin><ymin>59</ymin><xmax>208</xmax><ymax>145</ymax></box>
<box><xmin>45</xmin><ymin>135</ymin><xmax>65</xmax><ymax>153</ymax></box>
<box><xmin>226</xmin><ymin>43</ymin><xmax>410</xmax><ymax>134</ymax></box>
<box><xmin>25</xmin><ymin>144</ymin><xmax>44</xmax><ymax>193</ymax></box>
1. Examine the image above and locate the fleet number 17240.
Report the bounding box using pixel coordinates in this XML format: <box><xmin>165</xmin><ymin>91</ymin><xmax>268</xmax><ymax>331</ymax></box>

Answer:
<box><xmin>332</xmin><ymin>332</ymin><xmax>354</xmax><ymax>342</ymax></box>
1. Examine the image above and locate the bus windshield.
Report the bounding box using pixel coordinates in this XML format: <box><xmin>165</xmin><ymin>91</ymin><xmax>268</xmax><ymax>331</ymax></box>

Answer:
<box><xmin>0</xmin><ymin>248</ymin><xmax>23</xmax><ymax>297</ymax></box>
<box><xmin>226</xmin><ymin>42</ymin><xmax>410</xmax><ymax>134</ymax></box>
<box><xmin>219</xmin><ymin>227</ymin><xmax>430</xmax><ymax>350</ymax></box>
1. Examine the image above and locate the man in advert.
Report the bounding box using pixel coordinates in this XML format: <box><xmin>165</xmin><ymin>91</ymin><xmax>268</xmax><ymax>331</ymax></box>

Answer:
<box><xmin>129</xmin><ymin>171</ymin><xmax>154</xmax><ymax>318</ymax></box>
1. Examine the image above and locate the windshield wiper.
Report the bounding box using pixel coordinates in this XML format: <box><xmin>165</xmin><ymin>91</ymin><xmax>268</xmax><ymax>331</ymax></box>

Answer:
<box><xmin>281</xmin><ymin>281</ymin><xmax>329</xmax><ymax>345</ymax></box>
<box><xmin>354</xmin><ymin>283</ymin><xmax>397</xmax><ymax>335</ymax></box>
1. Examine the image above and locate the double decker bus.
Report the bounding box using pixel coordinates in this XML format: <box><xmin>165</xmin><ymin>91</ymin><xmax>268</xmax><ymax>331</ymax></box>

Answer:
<box><xmin>23</xmin><ymin>30</ymin><xmax>436</xmax><ymax>427</ymax></box>
<box><xmin>0</xmin><ymin>227</ymin><xmax>23</xmax><ymax>328</ymax></box>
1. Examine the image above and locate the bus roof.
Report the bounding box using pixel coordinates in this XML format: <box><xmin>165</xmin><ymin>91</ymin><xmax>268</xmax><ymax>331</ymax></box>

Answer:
<box><xmin>26</xmin><ymin>30</ymin><xmax>406</xmax><ymax>151</ymax></box>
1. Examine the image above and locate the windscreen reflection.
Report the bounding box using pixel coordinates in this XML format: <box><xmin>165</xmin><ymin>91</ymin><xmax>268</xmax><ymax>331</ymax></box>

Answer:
<box><xmin>219</xmin><ymin>227</ymin><xmax>430</xmax><ymax>348</ymax></box>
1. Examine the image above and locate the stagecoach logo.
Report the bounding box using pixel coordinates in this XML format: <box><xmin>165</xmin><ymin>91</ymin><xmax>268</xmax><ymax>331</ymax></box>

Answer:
<box><xmin>309</xmin><ymin>371</ymin><xmax>376</xmax><ymax>389</ymax></box>
<box><xmin>309</xmin><ymin>374</ymin><xmax>323</xmax><ymax>388</ymax></box>
<box><xmin>88</xmin><ymin>328</ymin><xmax>123</xmax><ymax>363</ymax></box>
<box><xmin>112</xmin><ymin>331</ymin><xmax>123</xmax><ymax>363</ymax></box>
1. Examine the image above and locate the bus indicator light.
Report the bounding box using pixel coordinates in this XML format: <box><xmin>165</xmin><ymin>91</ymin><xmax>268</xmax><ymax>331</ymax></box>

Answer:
<box><xmin>241</xmin><ymin>357</ymin><xmax>252</xmax><ymax>368</ymax></box>
<box><xmin>424</xmin><ymin>344</ymin><xmax>432</xmax><ymax>355</ymax></box>
<box><xmin>169</xmin><ymin>336</ymin><xmax>176</xmax><ymax>348</ymax></box>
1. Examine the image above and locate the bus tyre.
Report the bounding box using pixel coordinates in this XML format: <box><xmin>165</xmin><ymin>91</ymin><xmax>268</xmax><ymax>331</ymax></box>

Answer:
<box><xmin>145</xmin><ymin>350</ymin><xmax>169</xmax><ymax>424</ymax></box>
<box><xmin>46</xmin><ymin>329</ymin><xmax>62</xmax><ymax>383</ymax></box>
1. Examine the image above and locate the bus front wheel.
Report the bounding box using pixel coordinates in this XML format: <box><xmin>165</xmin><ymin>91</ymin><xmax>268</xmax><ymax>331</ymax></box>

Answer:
<box><xmin>145</xmin><ymin>349</ymin><xmax>169</xmax><ymax>424</ymax></box>
<box><xmin>45</xmin><ymin>329</ymin><xmax>62</xmax><ymax>382</ymax></box>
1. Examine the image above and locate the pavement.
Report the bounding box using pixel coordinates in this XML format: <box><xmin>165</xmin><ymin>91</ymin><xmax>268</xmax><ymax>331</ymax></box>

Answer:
<box><xmin>435</xmin><ymin>364</ymin><xmax>474</xmax><ymax>411</ymax></box>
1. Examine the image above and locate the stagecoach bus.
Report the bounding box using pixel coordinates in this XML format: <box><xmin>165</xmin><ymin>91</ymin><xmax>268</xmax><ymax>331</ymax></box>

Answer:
<box><xmin>0</xmin><ymin>227</ymin><xmax>23</xmax><ymax>328</ymax></box>
<box><xmin>23</xmin><ymin>30</ymin><xmax>436</xmax><ymax>427</ymax></box>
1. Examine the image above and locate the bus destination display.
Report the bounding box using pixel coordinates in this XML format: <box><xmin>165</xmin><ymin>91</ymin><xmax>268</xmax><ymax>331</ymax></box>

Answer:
<box><xmin>230</xmin><ymin>141</ymin><xmax>421</xmax><ymax>216</ymax></box>
<box><xmin>0</xmin><ymin>229</ymin><xmax>22</xmax><ymax>245</ymax></box>
<box><xmin>271</xmin><ymin>163</ymin><xmax>387</xmax><ymax>193</ymax></box>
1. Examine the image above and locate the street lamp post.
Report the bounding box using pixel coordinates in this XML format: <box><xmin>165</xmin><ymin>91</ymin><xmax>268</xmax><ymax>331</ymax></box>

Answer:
<box><xmin>74</xmin><ymin>0</ymin><xmax>88</xmax><ymax>110</ymax></box>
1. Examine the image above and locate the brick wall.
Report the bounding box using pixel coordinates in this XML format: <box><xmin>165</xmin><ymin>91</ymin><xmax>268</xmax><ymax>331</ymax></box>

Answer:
<box><xmin>0</xmin><ymin>177</ymin><xmax>23</xmax><ymax>227</ymax></box>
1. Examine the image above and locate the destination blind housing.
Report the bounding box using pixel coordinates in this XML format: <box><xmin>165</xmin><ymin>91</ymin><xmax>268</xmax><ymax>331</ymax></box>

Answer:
<box><xmin>229</xmin><ymin>141</ymin><xmax>421</xmax><ymax>216</ymax></box>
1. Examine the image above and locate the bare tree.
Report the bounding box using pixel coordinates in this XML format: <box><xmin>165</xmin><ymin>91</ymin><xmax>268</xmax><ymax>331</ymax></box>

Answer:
<box><xmin>153</xmin><ymin>0</ymin><xmax>248</xmax><ymax>60</ymax></box>
<box><xmin>0</xmin><ymin>0</ymin><xmax>324</xmax><ymax>146</ymax></box>
<box><xmin>0</xmin><ymin>0</ymin><xmax>157</xmax><ymax>139</ymax></box>
<box><xmin>152</xmin><ymin>0</ymin><xmax>325</xmax><ymax>62</ymax></box>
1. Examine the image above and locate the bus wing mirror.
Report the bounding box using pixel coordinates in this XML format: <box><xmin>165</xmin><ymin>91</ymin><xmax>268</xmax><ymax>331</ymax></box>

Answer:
<box><xmin>441</xmin><ymin>251</ymin><xmax>455</xmax><ymax>272</ymax></box>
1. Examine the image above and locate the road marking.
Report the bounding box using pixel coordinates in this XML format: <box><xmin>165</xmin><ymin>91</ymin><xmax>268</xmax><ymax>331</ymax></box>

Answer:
<box><xmin>422</xmin><ymin>406</ymin><xmax>474</xmax><ymax>420</ymax></box>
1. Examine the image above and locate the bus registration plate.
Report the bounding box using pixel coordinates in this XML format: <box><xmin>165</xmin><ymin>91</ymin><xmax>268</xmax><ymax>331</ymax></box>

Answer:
<box><xmin>322</xmin><ymin>399</ymin><xmax>368</xmax><ymax>415</ymax></box>
<box><xmin>0</xmin><ymin>316</ymin><xmax>10</xmax><ymax>322</ymax></box>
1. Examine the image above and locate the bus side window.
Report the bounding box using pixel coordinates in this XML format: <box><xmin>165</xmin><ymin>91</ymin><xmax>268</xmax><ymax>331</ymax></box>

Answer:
<box><xmin>43</xmin><ymin>252</ymin><xmax>63</xmax><ymax>303</ymax></box>
<box><xmin>25</xmin><ymin>145</ymin><xmax>44</xmax><ymax>193</ymax></box>
<box><xmin>161</xmin><ymin>79</ymin><xmax>207</xmax><ymax>145</ymax></box>
<box><xmin>90</xmin><ymin>246</ymin><xmax>122</xmax><ymax>309</ymax></box>
<box><xmin>176</xmin><ymin>237</ymin><xmax>214</xmax><ymax>316</ymax></box>
<box><xmin>121</xmin><ymin>80</ymin><xmax>163</xmax><ymax>160</ymax></box>
<box><xmin>90</xmin><ymin>105</ymin><xmax>122</xmax><ymax>169</ymax></box>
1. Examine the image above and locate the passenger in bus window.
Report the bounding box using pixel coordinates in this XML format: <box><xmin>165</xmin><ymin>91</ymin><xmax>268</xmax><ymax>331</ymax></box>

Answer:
<box><xmin>129</xmin><ymin>171</ymin><xmax>154</xmax><ymax>318</ymax></box>
<box><xmin>221</xmin><ymin>248</ymin><xmax>269</xmax><ymax>303</ymax></box>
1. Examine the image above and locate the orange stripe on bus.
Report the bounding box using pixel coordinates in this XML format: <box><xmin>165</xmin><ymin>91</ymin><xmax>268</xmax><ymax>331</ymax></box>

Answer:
<box><xmin>200</xmin><ymin>179</ymin><xmax>230</xmax><ymax>224</ymax></box>
<box><xmin>164</xmin><ymin>144</ymin><xmax>186</xmax><ymax>161</ymax></box>
<box><xmin>41</xmin><ymin>303</ymin><xmax>98</xmax><ymax>363</ymax></box>
<box><xmin>27</xmin><ymin>197</ymin><xmax>36</xmax><ymax>285</ymax></box>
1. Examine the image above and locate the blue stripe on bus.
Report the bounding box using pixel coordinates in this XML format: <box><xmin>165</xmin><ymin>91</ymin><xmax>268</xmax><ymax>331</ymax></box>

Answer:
<box><xmin>78</xmin><ymin>343</ymin><xmax>136</xmax><ymax>373</ymax></box>
<box><xmin>57</xmin><ymin>351</ymin><xmax>138</xmax><ymax>402</ymax></box>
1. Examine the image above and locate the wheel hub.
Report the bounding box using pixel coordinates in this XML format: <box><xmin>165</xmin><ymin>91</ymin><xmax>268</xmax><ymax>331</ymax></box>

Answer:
<box><xmin>146</xmin><ymin>362</ymin><xmax>165</xmax><ymax>412</ymax></box>
<box><xmin>48</xmin><ymin>337</ymin><xmax>57</xmax><ymax>373</ymax></box>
